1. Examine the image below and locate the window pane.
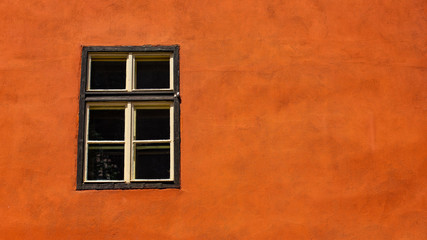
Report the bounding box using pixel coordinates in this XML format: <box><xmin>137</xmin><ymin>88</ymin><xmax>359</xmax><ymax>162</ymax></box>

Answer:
<box><xmin>135</xmin><ymin>143</ymin><xmax>170</xmax><ymax>179</ymax></box>
<box><xmin>135</xmin><ymin>109</ymin><xmax>170</xmax><ymax>140</ymax></box>
<box><xmin>90</xmin><ymin>60</ymin><xmax>126</xmax><ymax>89</ymax></box>
<box><xmin>136</xmin><ymin>60</ymin><xmax>170</xmax><ymax>89</ymax></box>
<box><xmin>87</xmin><ymin>144</ymin><xmax>124</xmax><ymax>180</ymax></box>
<box><xmin>89</xmin><ymin>109</ymin><xmax>124</xmax><ymax>140</ymax></box>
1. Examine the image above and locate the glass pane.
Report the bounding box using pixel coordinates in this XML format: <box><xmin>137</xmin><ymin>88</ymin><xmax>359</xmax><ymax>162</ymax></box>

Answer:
<box><xmin>87</xmin><ymin>144</ymin><xmax>124</xmax><ymax>180</ymax></box>
<box><xmin>135</xmin><ymin>143</ymin><xmax>170</xmax><ymax>179</ymax></box>
<box><xmin>90</xmin><ymin>60</ymin><xmax>126</xmax><ymax>89</ymax></box>
<box><xmin>135</xmin><ymin>109</ymin><xmax>170</xmax><ymax>140</ymax></box>
<box><xmin>89</xmin><ymin>109</ymin><xmax>124</xmax><ymax>140</ymax></box>
<box><xmin>136</xmin><ymin>60</ymin><xmax>170</xmax><ymax>89</ymax></box>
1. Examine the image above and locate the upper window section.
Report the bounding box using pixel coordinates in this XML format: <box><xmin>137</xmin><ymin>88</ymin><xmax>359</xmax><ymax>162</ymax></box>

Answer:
<box><xmin>87</xmin><ymin>53</ymin><xmax>174</xmax><ymax>91</ymax></box>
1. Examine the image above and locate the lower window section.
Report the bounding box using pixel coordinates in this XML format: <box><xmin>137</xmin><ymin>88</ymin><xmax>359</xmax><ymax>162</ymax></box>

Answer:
<box><xmin>135</xmin><ymin>143</ymin><xmax>170</xmax><ymax>180</ymax></box>
<box><xmin>87</xmin><ymin>144</ymin><xmax>124</xmax><ymax>180</ymax></box>
<box><xmin>81</xmin><ymin>101</ymin><xmax>177</xmax><ymax>189</ymax></box>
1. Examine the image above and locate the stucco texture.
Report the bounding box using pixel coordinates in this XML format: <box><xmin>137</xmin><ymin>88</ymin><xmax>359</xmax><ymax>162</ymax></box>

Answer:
<box><xmin>0</xmin><ymin>0</ymin><xmax>426</xmax><ymax>239</ymax></box>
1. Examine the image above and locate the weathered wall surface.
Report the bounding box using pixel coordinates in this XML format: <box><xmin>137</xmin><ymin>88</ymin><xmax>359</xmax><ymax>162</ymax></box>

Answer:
<box><xmin>0</xmin><ymin>0</ymin><xmax>426</xmax><ymax>239</ymax></box>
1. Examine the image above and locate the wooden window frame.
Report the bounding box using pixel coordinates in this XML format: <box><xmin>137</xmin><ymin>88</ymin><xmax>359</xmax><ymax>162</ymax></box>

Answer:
<box><xmin>77</xmin><ymin>45</ymin><xmax>180</xmax><ymax>190</ymax></box>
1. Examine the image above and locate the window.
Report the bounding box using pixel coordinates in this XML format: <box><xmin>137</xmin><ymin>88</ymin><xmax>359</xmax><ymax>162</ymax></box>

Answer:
<box><xmin>77</xmin><ymin>46</ymin><xmax>180</xmax><ymax>190</ymax></box>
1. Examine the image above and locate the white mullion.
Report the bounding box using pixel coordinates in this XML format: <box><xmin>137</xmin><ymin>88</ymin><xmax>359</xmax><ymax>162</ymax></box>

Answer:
<box><xmin>126</xmin><ymin>53</ymin><xmax>133</xmax><ymax>91</ymax></box>
<box><xmin>84</xmin><ymin>105</ymin><xmax>90</xmax><ymax>182</ymax></box>
<box><xmin>131</xmin><ymin>104</ymin><xmax>136</xmax><ymax>180</ymax></box>
<box><xmin>169</xmin><ymin>54</ymin><xmax>174</xmax><ymax>90</ymax></box>
<box><xmin>124</xmin><ymin>102</ymin><xmax>132</xmax><ymax>183</ymax></box>
<box><xmin>170</xmin><ymin>103</ymin><xmax>174</xmax><ymax>180</ymax></box>
<box><xmin>133</xmin><ymin>139</ymin><xmax>171</xmax><ymax>144</ymax></box>
<box><xmin>85</xmin><ymin>180</ymin><xmax>126</xmax><ymax>183</ymax></box>
<box><xmin>132</xmin><ymin>179</ymin><xmax>172</xmax><ymax>182</ymax></box>
<box><xmin>124</xmin><ymin>53</ymin><xmax>133</xmax><ymax>183</ymax></box>
<box><xmin>87</xmin><ymin>140</ymin><xmax>125</xmax><ymax>144</ymax></box>
<box><xmin>87</xmin><ymin>55</ymin><xmax>92</xmax><ymax>91</ymax></box>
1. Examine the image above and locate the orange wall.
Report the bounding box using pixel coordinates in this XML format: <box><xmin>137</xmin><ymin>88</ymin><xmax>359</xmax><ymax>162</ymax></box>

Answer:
<box><xmin>0</xmin><ymin>0</ymin><xmax>426</xmax><ymax>239</ymax></box>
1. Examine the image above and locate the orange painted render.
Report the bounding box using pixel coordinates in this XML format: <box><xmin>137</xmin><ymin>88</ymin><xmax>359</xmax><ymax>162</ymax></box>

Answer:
<box><xmin>0</xmin><ymin>0</ymin><xmax>426</xmax><ymax>239</ymax></box>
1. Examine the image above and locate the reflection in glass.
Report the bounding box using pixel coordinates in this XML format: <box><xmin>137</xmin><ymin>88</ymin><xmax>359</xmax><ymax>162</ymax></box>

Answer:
<box><xmin>135</xmin><ymin>143</ymin><xmax>170</xmax><ymax>179</ymax></box>
<box><xmin>135</xmin><ymin>109</ymin><xmax>170</xmax><ymax>140</ymax></box>
<box><xmin>136</xmin><ymin>60</ymin><xmax>169</xmax><ymax>89</ymax></box>
<box><xmin>87</xmin><ymin>144</ymin><xmax>124</xmax><ymax>180</ymax></box>
<box><xmin>90</xmin><ymin>60</ymin><xmax>126</xmax><ymax>89</ymax></box>
<box><xmin>89</xmin><ymin>109</ymin><xmax>124</xmax><ymax>140</ymax></box>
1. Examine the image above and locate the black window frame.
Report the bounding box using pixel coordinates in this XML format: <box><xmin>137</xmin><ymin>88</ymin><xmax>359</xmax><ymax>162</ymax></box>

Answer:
<box><xmin>77</xmin><ymin>45</ymin><xmax>180</xmax><ymax>190</ymax></box>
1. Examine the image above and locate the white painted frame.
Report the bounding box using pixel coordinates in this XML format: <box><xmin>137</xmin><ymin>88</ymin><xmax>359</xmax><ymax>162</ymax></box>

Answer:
<box><xmin>87</xmin><ymin>52</ymin><xmax>174</xmax><ymax>92</ymax></box>
<box><xmin>84</xmin><ymin>102</ymin><xmax>127</xmax><ymax>183</ymax></box>
<box><xmin>132</xmin><ymin>53</ymin><xmax>174</xmax><ymax>91</ymax></box>
<box><xmin>84</xmin><ymin>102</ymin><xmax>174</xmax><ymax>183</ymax></box>
<box><xmin>131</xmin><ymin>101</ymin><xmax>174</xmax><ymax>182</ymax></box>
<box><xmin>87</xmin><ymin>54</ymin><xmax>128</xmax><ymax>92</ymax></box>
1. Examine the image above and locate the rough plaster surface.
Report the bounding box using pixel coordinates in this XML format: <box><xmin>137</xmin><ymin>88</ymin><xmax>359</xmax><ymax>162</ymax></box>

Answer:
<box><xmin>0</xmin><ymin>0</ymin><xmax>426</xmax><ymax>239</ymax></box>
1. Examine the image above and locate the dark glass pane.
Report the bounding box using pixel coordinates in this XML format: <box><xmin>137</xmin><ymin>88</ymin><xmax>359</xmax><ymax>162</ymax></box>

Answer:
<box><xmin>87</xmin><ymin>144</ymin><xmax>124</xmax><ymax>180</ymax></box>
<box><xmin>135</xmin><ymin>143</ymin><xmax>170</xmax><ymax>179</ymax></box>
<box><xmin>90</xmin><ymin>60</ymin><xmax>126</xmax><ymax>89</ymax></box>
<box><xmin>89</xmin><ymin>109</ymin><xmax>124</xmax><ymax>140</ymax></box>
<box><xmin>135</xmin><ymin>109</ymin><xmax>170</xmax><ymax>140</ymax></box>
<box><xmin>136</xmin><ymin>60</ymin><xmax>170</xmax><ymax>89</ymax></box>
